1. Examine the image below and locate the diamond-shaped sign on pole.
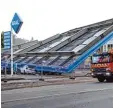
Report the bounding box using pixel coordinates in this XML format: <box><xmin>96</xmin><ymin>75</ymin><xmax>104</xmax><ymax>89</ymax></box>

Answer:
<box><xmin>11</xmin><ymin>13</ymin><xmax>23</xmax><ymax>34</ymax></box>
<box><xmin>10</xmin><ymin>13</ymin><xmax>23</xmax><ymax>76</ymax></box>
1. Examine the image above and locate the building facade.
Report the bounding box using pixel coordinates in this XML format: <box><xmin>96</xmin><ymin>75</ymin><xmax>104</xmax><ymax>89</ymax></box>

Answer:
<box><xmin>98</xmin><ymin>38</ymin><xmax>113</xmax><ymax>53</ymax></box>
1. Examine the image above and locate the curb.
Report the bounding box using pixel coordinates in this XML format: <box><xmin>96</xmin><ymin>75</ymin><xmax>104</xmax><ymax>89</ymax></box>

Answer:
<box><xmin>1</xmin><ymin>78</ymin><xmax>96</xmax><ymax>91</ymax></box>
<box><xmin>1</xmin><ymin>78</ymin><xmax>25</xmax><ymax>81</ymax></box>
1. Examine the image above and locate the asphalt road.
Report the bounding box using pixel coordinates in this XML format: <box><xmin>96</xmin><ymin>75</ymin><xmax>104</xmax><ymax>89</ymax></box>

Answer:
<box><xmin>2</xmin><ymin>82</ymin><xmax>113</xmax><ymax>108</ymax></box>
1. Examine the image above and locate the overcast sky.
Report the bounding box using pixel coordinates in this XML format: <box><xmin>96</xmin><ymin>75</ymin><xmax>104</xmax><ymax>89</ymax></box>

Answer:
<box><xmin>0</xmin><ymin>0</ymin><xmax>113</xmax><ymax>41</ymax></box>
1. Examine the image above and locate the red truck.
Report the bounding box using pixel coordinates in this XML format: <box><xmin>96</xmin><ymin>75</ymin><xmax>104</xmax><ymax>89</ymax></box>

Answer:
<box><xmin>91</xmin><ymin>49</ymin><xmax>113</xmax><ymax>82</ymax></box>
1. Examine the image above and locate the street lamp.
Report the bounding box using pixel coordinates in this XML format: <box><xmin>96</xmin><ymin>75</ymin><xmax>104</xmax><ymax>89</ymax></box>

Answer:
<box><xmin>39</xmin><ymin>60</ymin><xmax>46</xmax><ymax>81</ymax></box>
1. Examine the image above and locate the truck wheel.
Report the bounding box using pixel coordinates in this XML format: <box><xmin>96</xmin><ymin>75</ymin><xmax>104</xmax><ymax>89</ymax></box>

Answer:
<box><xmin>97</xmin><ymin>77</ymin><xmax>105</xmax><ymax>82</ymax></box>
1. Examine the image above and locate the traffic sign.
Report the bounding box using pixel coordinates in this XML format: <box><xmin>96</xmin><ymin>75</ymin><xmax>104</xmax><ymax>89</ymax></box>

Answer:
<box><xmin>11</xmin><ymin>13</ymin><xmax>23</xmax><ymax>34</ymax></box>
<box><xmin>3</xmin><ymin>31</ymin><xmax>11</xmax><ymax>49</ymax></box>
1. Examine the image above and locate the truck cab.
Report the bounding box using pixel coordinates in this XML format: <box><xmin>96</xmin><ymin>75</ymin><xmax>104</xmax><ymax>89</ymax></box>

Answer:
<box><xmin>91</xmin><ymin>51</ymin><xmax>113</xmax><ymax>82</ymax></box>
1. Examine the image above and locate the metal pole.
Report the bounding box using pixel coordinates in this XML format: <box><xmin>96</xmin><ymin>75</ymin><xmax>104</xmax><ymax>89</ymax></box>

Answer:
<box><xmin>39</xmin><ymin>61</ymin><xmax>44</xmax><ymax>81</ymax></box>
<box><xmin>5</xmin><ymin>56</ymin><xmax>7</xmax><ymax>78</ymax></box>
<box><xmin>11</xmin><ymin>27</ymin><xmax>13</xmax><ymax>76</ymax></box>
<box><xmin>41</xmin><ymin>62</ymin><xmax>43</xmax><ymax>79</ymax></box>
<box><xmin>16</xmin><ymin>63</ymin><xmax>17</xmax><ymax>74</ymax></box>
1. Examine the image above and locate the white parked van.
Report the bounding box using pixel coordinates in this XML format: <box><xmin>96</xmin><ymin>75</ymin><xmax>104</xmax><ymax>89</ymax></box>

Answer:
<box><xmin>20</xmin><ymin>65</ymin><xmax>36</xmax><ymax>75</ymax></box>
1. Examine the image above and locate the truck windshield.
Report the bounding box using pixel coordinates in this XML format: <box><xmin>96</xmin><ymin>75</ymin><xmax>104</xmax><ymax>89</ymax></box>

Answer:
<box><xmin>92</xmin><ymin>54</ymin><xmax>110</xmax><ymax>63</ymax></box>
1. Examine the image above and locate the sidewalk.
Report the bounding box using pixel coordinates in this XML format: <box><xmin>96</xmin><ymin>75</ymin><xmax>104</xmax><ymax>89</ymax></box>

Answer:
<box><xmin>1</xmin><ymin>74</ymin><xmax>96</xmax><ymax>91</ymax></box>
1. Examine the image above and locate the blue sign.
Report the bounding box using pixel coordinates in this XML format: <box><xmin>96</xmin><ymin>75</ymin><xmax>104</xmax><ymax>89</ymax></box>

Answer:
<box><xmin>11</xmin><ymin>13</ymin><xmax>23</xmax><ymax>34</ymax></box>
<box><xmin>4</xmin><ymin>31</ymin><xmax>11</xmax><ymax>49</ymax></box>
